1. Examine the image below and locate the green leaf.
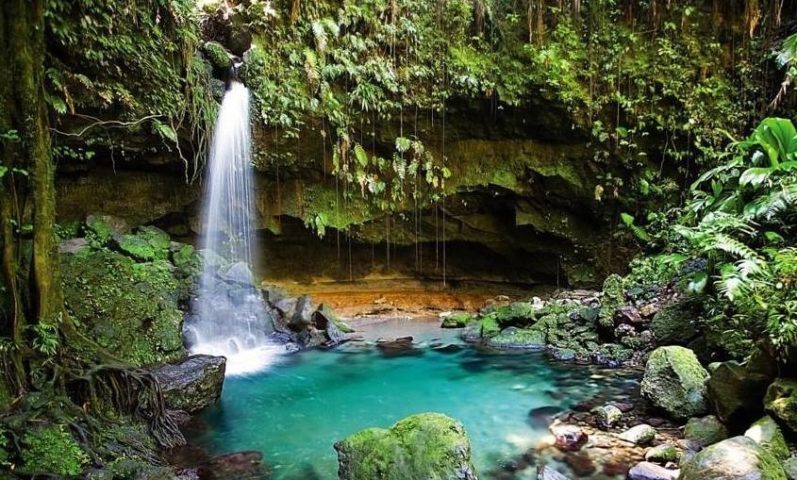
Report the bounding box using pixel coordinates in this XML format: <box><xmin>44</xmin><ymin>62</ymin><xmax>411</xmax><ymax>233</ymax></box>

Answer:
<box><xmin>620</xmin><ymin>212</ymin><xmax>635</xmax><ymax>227</ymax></box>
<box><xmin>739</xmin><ymin>167</ymin><xmax>772</xmax><ymax>187</ymax></box>
<box><xmin>687</xmin><ymin>271</ymin><xmax>708</xmax><ymax>294</ymax></box>
<box><xmin>153</xmin><ymin>121</ymin><xmax>178</xmax><ymax>143</ymax></box>
<box><xmin>395</xmin><ymin>137</ymin><xmax>411</xmax><ymax>153</ymax></box>
<box><xmin>353</xmin><ymin>144</ymin><xmax>368</xmax><ymax>167</ymax></box>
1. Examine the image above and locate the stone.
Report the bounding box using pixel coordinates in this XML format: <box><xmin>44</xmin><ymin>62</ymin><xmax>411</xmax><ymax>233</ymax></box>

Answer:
<box><xmin>202</xmin><ymin>41</ymin><xmax>232</xmax><ymax>71</ymax></box>
<box><xmin>627</xmin><ymin>462</ymin><xmax>678</xmax><ymax>480</ymax></box>
<box><xmin>650</xmin><ymin>302</ymin><xmax>699</xmax><ymax>346</ymax></box>
<box><xmin>707</xmin><ymin>361</ymin><xmax>770</xmax><ymax>426</ymax></box>
<box><xmin>616</xmin><ymin>306</ymin><xmax>644</xmax><ymax>324</ymax></box>
<box><xmin>528</xmin><ymin>406</ymin><xmax>563</xmax><ymax>429</ymax></box>
<box><xmin>640</xmin><ymin>346</ymin><xmax>709</xmax><ymax>419</ymax></box>
<box><xmin>599</xmin><ymin>274</ymin><xmax>625</xmax><ymax>328</ymax></box>
<box><xmin>679</xmin><ymin>436</ymin><xmax>787</xmax><ymax>480</ymax></box>
<box><xmin>684</xmin><ymin>416</ymin><xmax>729</xmax><ymax>448</ymax></box>
<box><xmin>297</xmin><ymin>327</ymin><xmax>327</xmax><ymax>349</ymax></box>
<box><xmin>59</xmin><ymin>237</ymin><xmax>89</xmax><ymax>254</ymax></box>
<box><xmin>618</xmin><ymin>424</ymin><xmax>656</xmax><ymax>445</ymax></box>
<box><xmin>334</xmin><ymin>412</ymin><xmax>477</xmax><ymax>480</ymax></box>
<box><xmin>537</xmin><ymin>465</ymin><xmax>570</xmax><ymax>480</ymax></box>
<box><xmin>550</xmin><ymin>347</ymin><xmax>576</xmax><ymax>361</ymax></box>
<box><xmin>460</xmin><ymin>321</ymin><xmax>483</xmax><ymax>343</ymax></box>
<box><xmin>290</xmin><ymin>295</ymin><xmax>315</xmax><ymax>330</ymax></box>
<box><xmin>312</xmin><ymin>304</ymin><xmax>352</xmax><ymax>346</ymax></box>
<box><xmin>550</xmin><ymin>422</ymin><xmax>587</xmax><ymax>451</ymax></box>
<box><xmin>744</xmin><ymin>416</ymin><xmax>789</xmax><ymax>461</ymax></box>
<box><xmin>85</xmin><ymin>214</ymin><xmax>130</xmax><ymax>243</ymax></box>
<box><xmin>784</xmin><ymin>457</ymin><xmax>797</xmax><ymax>480</ymax></box>
<box><xmin>116</xmin><ymin>226</ymin><xmax>171</xmax><ymax>261</ymax></box>
<box><xmin>152</xmin><ymin>355</ymin><xmax>225</xmax><ymax>413</ymax></box>
<box><xmin>376</xmin><ymin>337</ymin><xmax>418</xmax><ymax>357</ymax></box>
<box><xmin>441</xmin><ymin>312</ymin><xmax>473</xmax><ymax>328</ymax></box>
<box><xmin>564</xmin><ymin>452</ymin><xmax>595</xmax><ymax>476</ymax></box>
<box><xmin>201</xmin><ymin>451</ymin><xmax>265</xmax><ymax>479</ymax></box>
<box><xmin>764</xmin><ymin>378</ymin><xmax>797</xmax><ymax>433</ymax></box>
<box><xmin>644</xmin><ymin>444</ymin><xmax>679</xmax><ymax>464</ymax></box>
<box><xmin>591</xmin><ymin>404</ymin><xmax>623</xmax><ymax>429</ymax></box>
<box><xmin>486</xmin><ymin>327</ymin><xmax>546</xmax><ymax>350</ymax></box>
<box><xmin>219</xmin><ymin>262</ymin><xmax>254</xmax><ymax>285</ymax></box>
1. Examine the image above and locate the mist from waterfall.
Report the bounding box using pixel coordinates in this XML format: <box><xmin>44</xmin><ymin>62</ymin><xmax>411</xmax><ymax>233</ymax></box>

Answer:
<box><xmin>185</xmin><ymin>81</ymin><xmax>282</xmax><ymax>375</ymax></box>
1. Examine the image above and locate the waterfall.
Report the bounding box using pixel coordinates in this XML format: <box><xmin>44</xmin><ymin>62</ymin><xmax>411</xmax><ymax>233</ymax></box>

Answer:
<box><xmin>184</xmin><ymin>81</ymin><xmax>282</xmax><ymax>375</ymax></box>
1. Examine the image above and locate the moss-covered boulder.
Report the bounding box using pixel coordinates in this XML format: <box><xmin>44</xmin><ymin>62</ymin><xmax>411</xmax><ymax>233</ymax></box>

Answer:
<box><xmin>441</xmin><ymin>312</ymin><xmax>473</xmax><ymax>328</ymax></box>
<box><xmin>764</xmin><ymin>378</ymin><xmax>797</xmax><ymax>433</ymax></box>
<box><xmin>61</xmin><ymin>248</ymin><xmax>186</xmax><ymax>366</ymax></box>
<box><xmin>486</xmin><ymin>327</ymin><xmax>545</xmax><ymax>350</ymax></box>
<box><xmin>334</xmin><ymin>412</ymin><xmax>478</xmax><ymax>480</ymax></box>
<box><xmin>744</xmin><ymin>416</ymin><xmax>789</xmax><ymax>461</ymax></box>
<box><xmin>116</xmin><ymin>225</ymin><xmax>171</xmax><ymax>261</ymax></box>
<box><xmin>640</xmin><ymin>346</ymin><xmax>709</xmax><ymax>419</ymax></box>
<box><xmin>202</xmin><ymin>40</ymin><xmax>233</xmax><ymax>71</ymax></box>
<box><xmin>152</xmin><ymin>355</ymin><xmax>225</xmax><ymax>413</ymax></box>
<box><xmin>707</xmin><ymin>361</ymin><xmax>770</xmax><ymax>427</ymax></box>
<box><xmin>650</xmin><ymin>302</ymin><xmax>699</xmax><ymax>346</ymax></box>
<box><xmin>684</xmin><ymin>415</ymin><xmax>728</xmax><ymax>448</ymax></box>
<box><xmin>679</xmin><ymin>436</ymin><xmax>786</xmax><ymax>480</ymax></box>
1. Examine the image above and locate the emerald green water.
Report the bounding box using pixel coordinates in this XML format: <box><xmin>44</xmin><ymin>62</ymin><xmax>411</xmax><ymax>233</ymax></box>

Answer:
<box><xmin>195</xmin><ymin>318</ymin><xmax>639</xmax><ymax>479</ymax></box>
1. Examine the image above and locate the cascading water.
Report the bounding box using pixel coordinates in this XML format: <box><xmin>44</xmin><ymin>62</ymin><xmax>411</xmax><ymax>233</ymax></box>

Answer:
<box><xmin>184</xmin><ymin>81</ymin><xmax>282</xmax><ymax>375</ymax></box>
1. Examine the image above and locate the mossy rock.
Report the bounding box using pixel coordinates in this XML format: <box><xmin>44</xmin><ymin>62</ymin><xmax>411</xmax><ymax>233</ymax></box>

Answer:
<box><xmin>21</xmin><ymin>425</ymin><xmax>89</xmax><ymax>477</ymax></box>
<box><xmin>334</xmin><ymin>412</ymin><xmax>478</xmax><ymax>480</ymax></box>
<box><xmin>684</xmin><ymin>415</ymin><xmax>728</xmax><ymax>447</ymax></box>
<box><xmin>202</xmin><ymin>41</ymin><xmax>233</xmax><ymax>71</ymax></box>
<box><xmin>650</xmin><ymin>302</ymin><xmax>699</xmax><ymax>346</ymax></box>
<box><xmin>764</xmin><ymin>378</ymin><xmax>797</xmax><ymax>434</ymax></box>
<box><xmin>117</xmin><ymin>226</ymin><xmax>171</xmax><ymax>261</ymax></box>
<box><xmin>680</xmin><ymin>436</ymin><xmax>786</xmax><ymax>480</ymax></box>
<box><xmin>85</xmin><ymin>214</ymin><xmax>129</xmax><ymax>246</ymax></box>
<box><xmin>487</xmin><ymin>302</ymin><xmax>537</xmax><ymax>327</ymax></box>
<box><xmin>441</xmin><ymin>312</ymin><xmax>473</xmax><ymax>328</ymax></box>
<box><xmin>61</xmin><ymin>248</ymin><xmax>185</xmax><ymax>366</ymax></box>
<box><xmin>707</xmin><ymin>361</ymin><xmax>770</xmax><ymax>427</ymax></box>
<box><xmin>486</xmin><ymin>327</ymin><xmax>545</xmax><ymax>350</ymax></box>
<box><xmin>480</xmin><ymin>315</ymin><xmax>501</xmax><ymax>338</ymax></box>
<box><xmin>599</xmin><ymin>274</ymin><xmax>625</xmax><ymax>328</ymax></box>
<box><xmin>640</xmin><ymin>346</ymin><xmax>709</xmax><ymax>419</ymax></box>
<box><xmin>745</xmin><ymin>416</ymin><xmax>789</xmax><ymax>461</ymax></box>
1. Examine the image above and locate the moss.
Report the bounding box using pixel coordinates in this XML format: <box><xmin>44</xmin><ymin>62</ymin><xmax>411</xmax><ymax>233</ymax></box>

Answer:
<box><xmin>61</xmin><ymin>248</ymin><xmax>185</xmax><ymax>366</ymax></box>
<box><xmin>764</xmin><ymin>378</ymin><xmax>797</xmax><ymax>433</ymax></box>
<box><xmin>202</xmin><ymin>41</ymin><xmax>232</xmax><ymax>71</ymax></box>
<box><xmin>745</xmin><ymin>416</ymin><xmax>789</xmax><ymax>461</ymax></box>
<box><xmin>486</xmin><ymin>327</ymin><xmax>546</xmax><ymax>349</ymax></box>
<box><xmin>640</xmin><ymin>346</ymin><xmax>709</xmax><ymax>419</ymax></box>
<box><xmin>117</xmin><ymin>226</ymin><xmax>171</xmax><ymax>261</ymax></box>
<box><xmin>335</xmin><ymin>412</ymin><xmax>477</xmax><ymax>480</ymax></box>
<box><xmin>441</xmin><ymin>312</ymin><xmax>473</xmax><ymax>328</ymax></box>
<box><xmin>684</xmin><ymin>415</ymin><xmax>729</xmax><ymax>447</ymax></box>
<box><xmin>480</xmin><ymin>314</ymin><xmax>501</xmax><ymax>338</ymax></box>
<box><xmin>599</xmin><ymin>274</ymin><xmax>625</xmax><ymax>328</ymax></box>
<box><xmin>21</xmin><ymin>425</ymin><xmax>88</xmax><ymax>477</ymax></box>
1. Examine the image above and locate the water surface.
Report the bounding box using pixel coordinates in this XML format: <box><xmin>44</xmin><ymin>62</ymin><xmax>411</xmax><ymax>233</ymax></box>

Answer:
<box><xmin>195</xmin><ymin>318</ymin><xmax>639</xmax><ymax>479</ymax></box>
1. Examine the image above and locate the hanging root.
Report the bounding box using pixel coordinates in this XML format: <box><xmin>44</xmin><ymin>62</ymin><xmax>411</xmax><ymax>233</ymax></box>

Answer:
<box><xmin>68</xmin><ymin>365</ymin><xmax>185</xmax><ymax>449</ymax></box>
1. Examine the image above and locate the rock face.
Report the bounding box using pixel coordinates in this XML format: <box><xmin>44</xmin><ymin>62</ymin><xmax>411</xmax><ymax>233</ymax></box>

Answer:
<box><xmin>640</xmin><ymin>346</ymin><xmax>709</xmax><ymax>419</ymax></box>
<box><xmin>152</xmin><ymin>355</ymin><xmax>225</xmax><ymax>413</ymax></box>
<box><xmin>744</xmin><ymin>416</ymin><xmax>789</xmax><ymax>461</ymax></box>
<box><xmin>679</xmin><ymin>436</ymin><xmax>787</xmax><ymax>480</ymax></box>
<box><xmin>334</xmin><ymin>412</ymin><xmax>478</xmax><ymax>480</ymax></box>
<box><xmin>764</xmin><ymin>378</ymin><xmax>797</xmax><ymax>433</ymax></box>
<box><xmin>707</xmin><ymin>361</ymin><xmax>770</xmax><ymax>426</ymax></box>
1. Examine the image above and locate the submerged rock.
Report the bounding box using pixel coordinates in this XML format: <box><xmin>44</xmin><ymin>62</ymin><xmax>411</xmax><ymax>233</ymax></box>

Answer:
<box><xmin>640</xmin><ymin>346</ymin><xmax>709</xmax><ymax>419</ymax></box>
<box><xmin>334</xmin><ymin>412</ymin><xmax>478</xmax><ymax>480</ymax></box>
<box><xmin>679</xmin><ymin>436</ymin><xmax>787</xmax><ymax>480</ymax></box>
<box><xmin>152</xmin><ymin>355</ymin><xmax>225</xmax><ymax>413</ymax></box>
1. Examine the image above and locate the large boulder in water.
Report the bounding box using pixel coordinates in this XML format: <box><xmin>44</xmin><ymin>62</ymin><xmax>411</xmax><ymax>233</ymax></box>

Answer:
<box><xmin>640</xmin><ymin>346</ymin><xmax>709</xmax><ymax>419</ymax></box>
<box><xmin>334</xmin><ymin>412</ymin><xmax>478</xmax><ymax>480</ymax></box>
<box><xmin>679</xmin><ymin>436</ymin><xmax>787</xmax><ymax>480</ymax></box>
<box><xmin>152</xmin><ymin>355</ymin><xmax>225</xmax><ymax>413</ymax></box>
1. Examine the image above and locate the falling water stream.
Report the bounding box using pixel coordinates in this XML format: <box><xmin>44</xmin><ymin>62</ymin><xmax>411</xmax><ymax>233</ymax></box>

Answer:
<box><xmin>185</xmin><ymin>81</ymin><xmax>282</xmax><ymax>375</ymax></box>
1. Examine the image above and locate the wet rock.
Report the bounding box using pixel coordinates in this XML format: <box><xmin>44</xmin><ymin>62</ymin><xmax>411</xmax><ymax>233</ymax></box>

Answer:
<box><xmin>537</xmin><ymin>465</ymin><xmax>570</xmax><ymax>480</ymax></box>
<box><xmin>679</xmin><ymin>436</ymin><xmax>786</xmax><ymax>480</ymax></box>
<box><xmin>199</xmin><ymin>451</ymin><xmax>265</xmax><ymax>480</ymax></box>
<box><xmin>461</xmin><ymin>321</ymin><xmax>483</xmax><ymax>343</ymax></box>
<box><xmin>591</xmin><ymin>404</ymin><xmax>622</xmax><ymax>429</ymax></box>
<box><xmin>550</xmin><ymin>422</ymin><xmax>587</xmax><ymax>452</ymax></box>
<box><xmin>764</xmin><ymin>378</ymin><xmax>797</xmax><ymax>433</ymax></box>
<box><xmin>564</xmin><ymin>452</ymin><xmax>595</xmax><ymax>476</ymax></box>
<box><xmin>640</xmin><ymin>346</ymin><xmax>709</xmax><ymax>419</ymax></box>
<box><xmin>312</xmin><ymin>304</ymin><xmax>351</xmax><ymax>346</ymax></box>
<box><xmin>613</xmin><ymin>402</ymin><xmax>634</xmax><ymax>413</ymax></box>
<box><xmin>486</xmin><ymin>327</ymin><xmax>546</xmax><ymax>350</ymax></box>
<box><xmin>549</xmin><ymin>347</ymin><xmax>577</xmax><ymax>361</ymax></box>
<box><xmin>744</xmin><ymin>416</ymin><xmax>789</xmax><ymax>461</ymax></box>
<box><xmin>432</xmin><ymin>344</ymin><xmax>464</xmax><ymax>354</ymax></box>
<box><xmin>297</xmin><ymin>327</ymin><xmax>327</xmax><ymax>349</ymax></box>
<box><xmin>707</xmin><ymin>361</ymin><xmax>769</xmax><ymax>426</ymax></box>
<box><xmin>616</xmin><ymin>306</ymin><xmax>643</xmax><ymax>324</ymax></box>
<box><xmin>152</xmin><ymin>355</ymin><xmax>225</xmax><ymax>413</ymax></box>
<box><xmin>376</xmin><ymin>337</ymin><xmax>420</xmax><ymax>357</ymax></box>
<box><xmin>785</xmin><ymin>457</ymin><xmax>797</xmax><ymax>480</ymax></box>
<box><xmin>618</xmin><ymin>424</ymin><xmax>656</xmax><ymax>445</ymax></box>
<box><xmin>627</xmin><ymin>462</ymin><xmax>678</xmax><ymax>480</ymax></box>
<box><xmin>334</xmin><ymin>412</ymin><xmax>477</xmax><ymax>480</ymax></box>
<box><xmin>599</xmin><ymin>274</ymin><xmax>625</xmax><ymax>328</ymax></box>
<box><xmin>644</xmin><ymin>444</ymin><xmax>680</xmax><ymax>464</ymax></box>
<box><xmin>290</xmin><ymin>295</ymin><xmax>315</xmax><ymax>329</ymax></box>
<box><xmin>683</xmin><ymin>415</ymin><xmax>728</xmax><ymax>448</ymax></box>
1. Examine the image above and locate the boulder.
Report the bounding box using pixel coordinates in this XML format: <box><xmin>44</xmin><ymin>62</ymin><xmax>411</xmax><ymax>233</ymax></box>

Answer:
<box><xmin>618</xmin><ymin>424</ymin><xmax>656</xmax><ymax>445</ymax></box>
<box><xmin>679</xmin><ymin>436</ymin><xmax>787</xmax><ymax>480</ymax></box>
<box><xmin>640</xmin><ymin>346</ymin><xmax>709</xmax><ymax>419</ymax></box>
<box><xmin>116</xmin><ymin>225</ymin><xmax>171</xmax><ymax>261</ymax></box>
<box><xmin>312</xmin><ymin>304</ymin><xmax>352</xmax><ymax>346</ymax></box>
<box><xmin>460</xmin><ymin>321</ymin><xmax>483</xmax><ymax>343</ymax></box>
<box><xmin>152</xmin><ymin>355</ymin><xmax>225</xmax><ymax>413</ymax></box>
<box><xmin>627</xmin><ymin>462</ymin><xmax>678</xmax><ymax>480</ymax></box>
<box><xmin>334</xmin><ymin>412</ymin><xmax>477</xmax><ymax>480</ymax></box>
<box><xmin>219</xmin><ymin>262</ymin><xmax>255</xmax><ymax>285</ymax></box>
<box><xmin>650</xmin><ymin>302</ymin><xmax>699</xmax><ymax>346</ymax></box>
<box><xmin>684</xmin><ymin>415</ymin><xmax>728</xmax><ymax>448</ymax></box>
<box><xmin>376</xmin><ymin>337</ymin><xmax>418</xmax><ymax>357</ymax></box>
<box><xmin>486</xmin><ymin>327</ymin><xmax>546</xmax><ymax>350</ymax></box>
<box><xmin>744</xmin><ymin>416</ymin><xmax>789</xmax><ymax>461</ymax></box>
<box><xmin>441</xmin><ymin>312</ymin><xmax>473</xmax><ymax>328</ymax></box>
<box><xmin>707</xmin><ymin>361</ymin><xmax>770</xmax><ymax>426</ymax></box>
<box><xmin>591</xmin><ymin>404</ymin><xmax>623</xmax><ymax>429</ymax></box>
<box><xmin>598</xmin><ymin>274</ymin><xmax>625</xmax><ymax>328</ymax></box>
<box><xmin>764</xmin><ymin>378</ymin><xmax>797</xmax><ymax>433</ymax></box>
<box><xmin>784</xmin><ymin>457</ymin><xmax>797</xmax><ymax>480</ymax></box>
<box><xmin>644</xmin><ymin>444</ymin><xmax>679</xmax><ymax>464</ymax></box>
<box><xmin>290</xmin><ymin>295</ymin><xmax>315</xmax><ymax>330</ymax></box>
<box><xmin>550</xmin><ymin>423</ymin><xmax>588</xmax><ymax>452</ymax></box>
